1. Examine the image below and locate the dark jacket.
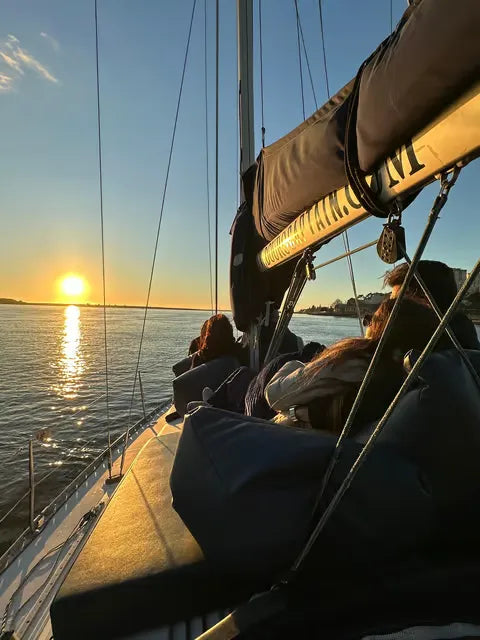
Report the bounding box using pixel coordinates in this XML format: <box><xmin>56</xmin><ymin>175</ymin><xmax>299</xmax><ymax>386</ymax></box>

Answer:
<box><xmin>450</xmin><ymin>312</ymin><xmax>480</xmax><ymax>350</ymax></box>
<box><xmin>245</xmin><ymin>342</ymin><xmax>324</xmax><ymax>420</ymax></box>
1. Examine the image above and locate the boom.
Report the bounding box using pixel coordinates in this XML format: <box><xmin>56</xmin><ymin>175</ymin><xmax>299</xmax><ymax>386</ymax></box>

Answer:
<box><xmin>258</xmin><ymin>82</ymin><xmax>480</xmax><ymax>270</ymax></box>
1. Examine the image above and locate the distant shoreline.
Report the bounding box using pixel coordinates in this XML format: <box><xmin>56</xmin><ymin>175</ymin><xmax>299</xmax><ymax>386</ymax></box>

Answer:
<box><xmin>299</xmin><ymin>310</ymin><xmax>480</xmax><ymax>326</ymax></box>
<box><xmin>0</xmin><ymin>299</ymin><xmax>227</xmax><ymax>313</ymax></box>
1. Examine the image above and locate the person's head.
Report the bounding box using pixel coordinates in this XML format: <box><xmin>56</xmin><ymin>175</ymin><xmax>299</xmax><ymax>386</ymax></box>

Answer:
<box><xmin>384</xmin><ymin>260</ymin><xmax>457</xmax><ymax>312</ymax></box>
<box><xmin>301</xmin><ymin>341</ymin><xmax>325</xmax><ymax>362</ymax></box>
<box><xmin>362</xmin><ymin>313</ymin><xmax>373</xmax><ymax>328</ymax></box>
<box><xmin>199</xmin><ymin>314</ymin><xmax>236</xmax><ymax>359</ymax></box>
<box><xmin>309</xmin><ymin>297</ymin><xmax>449</xmax><ymax>374</ymax></box>
<box><xmin>368</xmin><ymin>297</ymin><xmax>450</xmax><ymax>360</ymax></box>
<box><xmin>305</xmin><ymin>298</ymin><xmax>449</xmax><ymax>434</ymax></box>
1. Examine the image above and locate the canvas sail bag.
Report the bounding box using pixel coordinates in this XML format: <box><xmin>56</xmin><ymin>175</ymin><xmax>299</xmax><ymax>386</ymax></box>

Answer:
<box><xmin>252</xmin><ymin>0</ymin><xmax>480</xmax><ymax>241</ymax></box>
<box><xmin>170</xmin><ymin>407</ymin><xmax>432</xmax><ymax>577</ymax></box>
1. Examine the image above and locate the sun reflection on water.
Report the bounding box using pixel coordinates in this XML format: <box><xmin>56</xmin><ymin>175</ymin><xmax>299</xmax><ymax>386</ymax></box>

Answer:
<box><xmin>58</xmin><ymin>305</ymin><xmax>84</xmax><ymax>399</ymax></box>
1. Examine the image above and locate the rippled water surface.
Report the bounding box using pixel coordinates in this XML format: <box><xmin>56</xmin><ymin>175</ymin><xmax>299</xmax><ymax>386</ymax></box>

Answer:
<box><xmin>0</xmin><ymin>304</ymin><xmax>359</xmax><ymax>553</ymax></box>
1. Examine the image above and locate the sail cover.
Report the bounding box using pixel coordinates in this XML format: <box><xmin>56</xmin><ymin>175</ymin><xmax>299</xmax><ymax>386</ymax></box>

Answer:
<box><xmin>253</xmin><ymin>0</ymin><xmax>480</xmax><ymax>241</ymax></box>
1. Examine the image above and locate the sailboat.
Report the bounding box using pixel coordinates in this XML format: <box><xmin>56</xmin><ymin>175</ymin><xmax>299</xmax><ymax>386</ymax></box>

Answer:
<box><xmin>1</xmin><ymin>0</ymin><xmax>480</xmax><ymax>638</ymax></box>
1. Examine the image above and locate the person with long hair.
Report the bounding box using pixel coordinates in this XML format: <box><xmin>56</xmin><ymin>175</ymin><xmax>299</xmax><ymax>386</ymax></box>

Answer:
<box><xmin>190</xmin><ymin>314</ymin><xmax>239</xmax><ymax>368</ymax></box>
<box><xmin>384</xmin><ymin>260</ymin><xmax>479</xmax><ymax>349</ymax></box>
<box><xmin>265</xmin><ymin>297</ymin><xmax>450</xmax><ymax>434</ymax></box>
<box><xmin>188</xmin><ymin>319</ymin><xmax>209</xmax><ymax>356</ymax></box>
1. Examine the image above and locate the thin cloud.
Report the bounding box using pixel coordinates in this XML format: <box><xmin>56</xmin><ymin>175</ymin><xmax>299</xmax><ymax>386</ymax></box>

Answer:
<box><xmin>15</xmin><ymin>48</ymin><xmax>58</xmax><ymax>83</ymax></box>
<box><xmin>0</xmin><ymin>33</ymin><xmax>58</xmax><ymax>91</ymax></box>
<box><xmin>0</xmin><ymin>51</ymin><xmax>23</xmax><ymax>74</ymax></box>
<box><xmin>40</xmin><ymin>31</ymin><xmax>60</xmax><ymax>53</ymax></box>
<box><xmin>0</xmin><ymin>73</ymin><xmax>13</xmax><ymax>91</ymax></box>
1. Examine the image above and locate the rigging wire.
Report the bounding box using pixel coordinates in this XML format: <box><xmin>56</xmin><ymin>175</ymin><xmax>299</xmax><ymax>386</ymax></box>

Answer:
<box><xmin>258</xmin><ymin>0</ymin><xmax>266</xmax><ymax>146</ymax></box>
<box><xmin>214</xmin><ymin>0</ymin><xmax>219</xmax><ymax>314</ymax></box>
<box><xmin>318</xmin><ymin>0</ymin><xmax>363</xmax><ymax>334</ymax></box>
<box><xmin>119</xmin><ymin>0</ymin><xmax>198</xmax><ymax>476</ymax></box>
<box><xmin>342</xmin><ymin>233</ymin><xmax>364</xmax><ymax>335</ymax></box>
<box><xmin>390</xmin><ymin>0</ymin><xmax>393</xmax><ymax>33</ymax></box>
<box><xmin>292</xmin><ymin>169</ymin><xmax>464</xmax><ymax>576</ymax></box>
<box><xmin>294</xmin><ymin>0</ymin><xmax>306</xmax><ymax>120</ymax></box>
<box><xmin>94</xmin><ymin>0</ymin><xmax>113</xmax><ymax>478</ymax></box>
<box><xmin>204</xmin><ymin>0</ymin><xmax>214</xmax><ymax>316</ymax></box>
<box><xmin>317</xmin><ymin>0</ymin><xmax>330</xmax><ymax>97</ymax></box>
<box><xmin>295</xmin><ymin>3</ymin><xmax>318</xmax><ymax>110</ymax></box>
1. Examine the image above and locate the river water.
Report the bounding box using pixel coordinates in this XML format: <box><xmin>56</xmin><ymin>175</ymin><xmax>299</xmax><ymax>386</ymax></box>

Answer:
<box><xmin>0</xmin><ymin>304</ymin><xmax>359</xmax><ymax>553</ymax></box>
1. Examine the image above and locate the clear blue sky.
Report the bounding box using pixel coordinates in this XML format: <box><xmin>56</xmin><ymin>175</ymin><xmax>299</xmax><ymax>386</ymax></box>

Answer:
<box><xmin>0</xmin><ymin>0</ymin><xmax>478</xmax><ymax>310</ymax></box>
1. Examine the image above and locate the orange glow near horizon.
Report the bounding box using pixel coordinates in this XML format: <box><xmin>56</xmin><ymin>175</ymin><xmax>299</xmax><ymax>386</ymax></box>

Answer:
<box><xmin>57</xmin><ymin>274</ymin><xmax>89</xmax><ymax>303</ymax></box>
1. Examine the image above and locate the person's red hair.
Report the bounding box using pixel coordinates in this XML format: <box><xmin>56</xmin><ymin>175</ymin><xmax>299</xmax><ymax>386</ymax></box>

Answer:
<box><xmin>198</xmin><ymin>314</ymin><xmax>236</xmax><ymax>361</ymax></box>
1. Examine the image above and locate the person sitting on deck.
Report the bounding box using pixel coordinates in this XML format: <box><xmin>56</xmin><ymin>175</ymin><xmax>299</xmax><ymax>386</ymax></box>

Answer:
<box><xmin>384</xmin><ymin>260</ymin><xmax>480</xmax><ymax>350</ymax></box>
<box><xmin>190</xmin><ymin>314</ymin><xmax>240</xmax><ymax>369</ymax></box>
<box><xmin>265</xmin><ymin>297</ymin><xmax>451</xmax><ymax>433</ymax></box>
<box><xmin>204</xmin><ymin>341</ymin><xmax>325</xmax><ymax>417</ymax></box>
<box><xmin>244</xmin><ymin>341</ymin><xmax>325</xmax><ymax>420</ymax></box>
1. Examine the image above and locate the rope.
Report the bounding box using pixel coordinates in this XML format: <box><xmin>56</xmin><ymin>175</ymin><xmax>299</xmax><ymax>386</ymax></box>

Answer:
<box><xmin>318</xmin><ymin>0</ymin><xmax>361</xmax><ymax>334</ymax></box>
<box><xmin>390</xmin><ymin>0</ymin><xmax>393</xmax><ymax>32</ymax></box>
<box><xmin>214</xmin><ymin>0</ymin><xmax>219</xmax><ymax>314</ymax></box>
<box><xmin>258</xmin><ymin>0</ymin><xmax>266</xmax><ymax>146</ymax></box>
<box><xmin>94</xmin><ymin>0</ymin><xmax>112</xmax><ymax>479</ymax></box>
<box><xmin>119</xmin><ymin>0</ymin><xmax>198</xmax><ymax>476</ymax></box>
<box><xmin>293</xmin><ymin>0</ymin><xmax>305</xmax><ymax>120</ymax></box>
<box><xmin>204</xmin><ymin>0</ymin><xmax>214</xmax><ymax>316</ymax></box>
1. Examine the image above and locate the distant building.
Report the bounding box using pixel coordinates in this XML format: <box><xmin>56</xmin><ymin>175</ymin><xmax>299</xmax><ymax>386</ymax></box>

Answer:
<box><xmin>362</xmin><ymin>292</ymin><xmax>385</xmax><ymax>306</ymax></box>
<box><xmin>467</xmin><ymin>271</ymin><xmax>480</xmax><ymax>295</ymax></box>
<box><xmin>452</xmin><ymin>268</ymin><xmax>467</xmax><ymax>291</ymax></box>
<box><xmin>333</xmin><ymin>302</ymin><xmax>356</xmax><ymax>315</ymax></box>
<box><xmin>451</xmin><ymin>267</ymin><xmax>480</xmax><ymax>295</ymax></box>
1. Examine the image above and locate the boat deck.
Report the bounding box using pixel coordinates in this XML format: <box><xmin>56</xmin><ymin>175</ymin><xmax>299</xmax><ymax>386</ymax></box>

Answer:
<box><xmin>0</xmin><ymin>404</ymin><xmax>179</xmax><ymax>640</ymax></box>
<box><xmin>50</xmin><ymin>408</ymin><xmax>267</xmax><ymax>640</ymax></box>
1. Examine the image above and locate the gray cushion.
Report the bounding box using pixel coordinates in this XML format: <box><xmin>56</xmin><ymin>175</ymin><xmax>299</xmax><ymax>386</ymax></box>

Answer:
<box><xmin>173</xmin><ymin>356</ymin><xmax>240</xmax><ymax>417</ymax></box>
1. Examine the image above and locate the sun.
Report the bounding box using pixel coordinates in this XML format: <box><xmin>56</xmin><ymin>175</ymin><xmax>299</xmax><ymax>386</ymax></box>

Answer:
<box><xmin>59</xmin><ymin>275</ymin><xmax>87</xmax><ymax>300</ymax></box>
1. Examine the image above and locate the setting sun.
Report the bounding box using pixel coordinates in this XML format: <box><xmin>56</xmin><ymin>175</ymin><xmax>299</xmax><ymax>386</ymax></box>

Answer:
<box><xmin>58</xmin><ymin>274</ymin><xmax>88</xmax><ymax>301</ymax></box>
<box><xmin>61</xmin><ymin>275</ymin><xmax>85</xmax><ymax>296</ymax></box>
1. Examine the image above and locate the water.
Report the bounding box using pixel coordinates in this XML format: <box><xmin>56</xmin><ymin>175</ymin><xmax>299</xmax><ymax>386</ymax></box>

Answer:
<box><xmin>0</xmin><ymin>304</ymin><xmax>358</xmax><ymax>554</ymax></box>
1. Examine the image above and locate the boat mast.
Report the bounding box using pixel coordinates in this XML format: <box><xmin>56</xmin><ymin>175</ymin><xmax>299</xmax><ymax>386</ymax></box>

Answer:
<box><xmin>237</xmin><ymin>0</ymin><xmax>255</xmax><ymax>189</ymax></box>
<box><xmin>237</xmin><ymin>0</ymin><xmax>258</xmax><ymax>368</ymax></box>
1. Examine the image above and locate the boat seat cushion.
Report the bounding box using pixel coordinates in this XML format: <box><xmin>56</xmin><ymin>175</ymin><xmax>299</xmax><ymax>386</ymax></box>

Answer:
<box><xmin>172</xmin><ymin>353</ymin><xmax>194</xmax><ymax>377</ymax></box>
<box><xmin>171</xmin><ymin>407</ymin><xmax>433</xmax><ymax>576</ymax></box>
<box><xmin>173</xmin><ymin>355</ymin><xmax>240</xmax><ymax>417</ymax></box>
<box><xmin>50</xmin><ymin>432</ymin><xmax>269</xmax><ymax>640</ymax></box>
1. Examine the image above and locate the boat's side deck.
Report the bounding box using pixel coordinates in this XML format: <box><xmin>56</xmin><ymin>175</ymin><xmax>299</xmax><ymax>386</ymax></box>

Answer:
<box><xmin>50</xmin><ymin>414</ymin><xmax>267</xmax><ymax>640</ymax></box>
<box><xmin>0</xmin><ymin>405</ymin><xmax>176</xmax><ymax>640</ymax></box>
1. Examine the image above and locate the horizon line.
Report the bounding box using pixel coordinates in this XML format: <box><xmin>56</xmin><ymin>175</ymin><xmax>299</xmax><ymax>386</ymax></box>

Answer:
<box><xmin>0</xmin><ymin>299</ymin><xmax>231</xmax><ymax>312</ymax></box>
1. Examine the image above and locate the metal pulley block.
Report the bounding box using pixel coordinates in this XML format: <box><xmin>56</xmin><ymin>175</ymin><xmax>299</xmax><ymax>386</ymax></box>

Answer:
<box><xmin>377</xmin><ymin>203</ymin><xmax>406</xmax><ymax>264</ymax></box>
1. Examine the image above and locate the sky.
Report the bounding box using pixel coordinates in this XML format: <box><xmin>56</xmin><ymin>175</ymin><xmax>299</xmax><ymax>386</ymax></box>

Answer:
<box><xmin>0</xmin><ymin>0</ymin><xmax>478</xmax><ymax>310</ymax></box>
